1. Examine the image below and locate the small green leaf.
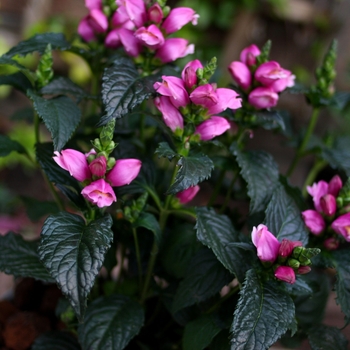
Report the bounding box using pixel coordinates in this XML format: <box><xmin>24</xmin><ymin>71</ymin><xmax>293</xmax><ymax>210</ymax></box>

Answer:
<box><xmin>28</xmin><ymin>91</ymin><xmax>81</xmax><ymax>151</ymax></box>
<box><xmin>172</xmin><ymin>249</ymin><xmax>233</xmax><ymax>313</ymax></box>
<box><xmin>133</xmin><ymin>212</ymin><xmax>161</xmax><ymax>244</ymax></box>
<box><xmin>3</xmin><ymin>33</ymin><xmax>70</xmax><ymax>57</ymax></box>
<box><xmin>78</xmin><ymin>294</ymin><xmax>144</xmax><ymax>350</ymax></box>
<box><xmin>284</xmin><ymin>277</ymin><xmax>313</xmax><ymax>296</ymax></box>
<box><xmin>38</xmin><ymin>213</ymin><xmax>113</xmax><ymax>320</ymax></box>
<box><xmin>167</xmin><ymin>154</ymin><xmax>214</xmax><ymax>194</ymax></box>
<box><xmin>183</xmin><ymin>315</ymin><xmax>221</xmax><ymax>350</ymax></box>
<box><xmin>32</xmin><ymin>331</ymin><xmax>81</xmax><ymax>350</ymax></box>
<box><xmin>232</xmin><ymin>145</ymin><xmax>279</xmax><ymax>214</ymax></box>
<box><xmin>100</xmin><ymin>57</ymin><xmax>158</xmax><ymax>125</ymax></box>
<box><xmin>322</xmin><ymin>136</ymin><xmax>350</xmax><ymax>176</ymax></box>
<box><xmin>36</xmin><ymin>44</ymin><xmax>54</xmax><ymax>89</ymax></box>
<box><xmin>155</xmin><ymin>141</ymin><xmax>178</xmax><ymax>161</ymax></box>
<box><xmin>0</xmin><ymin>72</ymin><xmax>33</xmax><ymax>92</ymax></box>
<box><xmin>0</xmin><ymin>56</ymin><xmax>36</xmax><ymax>84</ymax></box>
<box><xmin>231</xmin><ymin>269</ymin><xmax>295</xmax><ymax>350</ymax></box>
<box><xmin>21</xmin><ymin>196</ymin><xmax>59</xmax><ymax>222</ymax></box>
<box><xmin>308</xmin><ymin>324</ymin><xmax>348</xmax><ymax>350</ymax></box>
<box><xmin>265</xmin><ymin>183</ymin><xmax>309</xmax><ymax>244</ymax></box>
<box><xmin>255</xmin><ymin>110</ymin><xmax>286</xmax><ymax>131</ymax></box>
<box><xmin>0</xmin><ymin>135</ymin><xmax>26</xmax><ymax>157</ymax></box>
<box><xmin>0</xmin><ymin>232</ymin><xmax>53</xmax><ymax>282</ymax></box>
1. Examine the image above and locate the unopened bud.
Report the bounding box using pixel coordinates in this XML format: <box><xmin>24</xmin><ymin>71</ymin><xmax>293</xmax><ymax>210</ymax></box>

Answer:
<box><xmin>287</xmin><ymin>258</ymin><xmax>300</xmax><ymax>269</ymax></box>
<box><xmin>297</xmin><ymin>266</ymin><xmax>311</xmax><ymax>275</ymax></box>
<box><xmin>107</xmin><ymin>157</ymin><xmax>116</xmax><ymax>171</ymax></box>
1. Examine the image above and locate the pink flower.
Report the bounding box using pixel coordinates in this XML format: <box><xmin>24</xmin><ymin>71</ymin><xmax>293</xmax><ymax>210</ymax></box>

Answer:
<box><xmin>87</xmin><ymin>9</ymin><xmax>108</xmax><ymax>33</ymax></box>
<box><xmin>118</xmin><ymin>0</ymin><xmax>147</xmax><ymax>27</ymax></box>
<box><xmin>190</xmin><ymin>84</ymin><xmax>218</xmax><ymax>108</ymax></box>
<box><xmin>176</xmin><ymin>185</ymin><xmax>200</xmax><ymax>204</ymax></box>
<box><xmin>118</xmin><ymin>28</ymin><xmax>142</xmax><ymax>56</ymax></box>
<box><xmin>255</xmin><ymin>61</ymin><xmax>293</xmax><ymax>88</ymax></box>
<box><xmin>270</xmin><ymin>74</ymin><xmax>295</xmax><ymax>93</ymax></box>
<box><xmin>155</xmin><ymin>38</ymin><xmax>194</xmax><ymax>63</ymax></box>
<box><xmin>248</xmin><ymin>87</ymin><xmax>278</xmax><ymax>109</ymax></box>
<box><xmin>274</xmin><ymin>266</ymin><xmax>295</xmax><ymax>284</ymax></box>
<box><xmin>328</xmin><ymin>175</ymin><xmax>343</xmax><ymax>197</ymax></box>
<box><xmin>301</xmin><ymin>210</ymin><xmax>325</xmax><ymax>235</ymax></box>
<box><xmin>240</xmin><ymin>44</ymin><xmax>261</xmax><ymax>66</ymax></box>
<box><xmin>78</xmin><ymin>18</ymin><xmax>96</xmax><ymax>42</ymax></box>
<box><xmin>181</xmin><ymin>59</ymin><xmax>203</xmax><ymax>90</ymax></box>
<box><xmin>162</xmin><ymin>7</ymin><xmax>199</xmax><ymax>34</ymax></box>
<box><xmin>135</xmin><ymin>25</ymin><xmax>165</xmax><ymax>49</ymax></box>
<box><xmin>251</xmin><ymin>224</ymin><xmax>280</xmax><ymax>263</ymax></box>
<box><xmin>331</xmin><ymin>213</ymin><xmax>350</xmax><ymax>242</ymax></box>
<box><xmin>106</xmin><ymin>159</ymin><xmax>142</xmax><ymax>187</ymax></box>
<box><xmin>154</xmin><ymin>96</ymin><xmax>184</xmax><ymax>132</ymax></box>
<box><xmin>89</xmin><ymin>156</ymin><xmax>107</xmax><ymax>177</ymax></box>
<box><xmin>53</xmin><ymin>149</ymin><xmax>91</xmax><ymax>182</ymax></box>
<box><xmin>207</xmin><ymin>88</ymin><xmax>242</xmax><ymax>115</ymax></box>
<box><xmin>147</xmin><ymin>3</ymin><xmax>163</xmax><ymax>23</ymax></box>
<box><xmin>228</xmin><ymin>61</ymin><xmax>252</xmax><ymax>89</ymax></box>
<box><xmin>154</xmin><ymin>76</ymin><xmax>189</xmax><ymax>108</ymax></box>
<box><xmin>278</xmin><ymin>239</ymin><xmax>302</xmax><ymax>258</ymax></box>
<box><xmin>297</xmin><ymin>266</ymin><xmax>311</xmax><ymax>275</ymax></box>
<box><xmin>81</xmin><ymin>179</ymin><xmax>116</xmax><ymax>208</ymax></box>
<box><xmin>320</xmin><ymin>194</ymin><xmax>337</xmax><ymax>216</ymax></box>
<box><xmin>105</xmin><ymin>29</ymin><xmax>122</xmax><ymax>48</ymax></box>
<box><xmin>307</xmin><ymin>180</ymin><xmax>328</xmax><ymax>212</ymax></box>
<box><xmin>111</xmin><ymin>7</ymin><xmax>134</xmax><ymax>28</ymax></box>
<box><xmin>195</xmin><ymin>116</ymin><xmax>231</xmax><ymax>141</ymax></box>
<box><xmin>85</xmin><ymin>0</ymin><xmax>102</xmax><ymax>10</ymax></box>
<box><xmin>323</xmin><ymin>237</ymin><xmax>339</xmax><ymax>250</ymax></box>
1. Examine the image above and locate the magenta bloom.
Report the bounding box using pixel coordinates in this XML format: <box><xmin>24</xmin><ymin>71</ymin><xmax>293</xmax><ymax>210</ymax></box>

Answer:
<box><xmin>176</xmin><ymin>185</ymin><xmax>200</xmax><ymax>204</ymax></box>
<box><xmin>274</xmin><ymin>266</ymin><xmax>295</xmax><ymax>284</ymax></box>
<box><xmin>135</xmin><ymin>25</ymin><xmax>165</xmax><ymax>49</ymax></box>
<box><xmin>119</xmin><ymin>28</ymin><xmax>142</xmax><ymax>57</ymax></box>
<box><xmin>87</xmin><ymin>9</ymin><xmax>108</xmax><ymax>33</ymax></box>
<box><xmin>278</xmin><ymin>239</ymin><xmax>302</xmax><ymax>258</ymax></box>
<box><xmin>228</xmin><ymin>61</ymin><xmax>252</xmax><ymax>90</ymax></box>
<box><xmin>251</xmin><ymin>224</ymin><xmax>280</xmax><ymax>263</ymax></box>
<box><xmin>190</xmin><ymin>84</ymin><xmax>218</xmax><ymax>108</ymax></box>
<box><xmin>162</xmin><ymin>7</ymin><xmax>199</xmax><ymax>34</ymax></box>
<box><xmin>248</xmin><ymin>87</ymin><xmax>278</xmax><ymax>109</ymax></box>
<box><xmin>53</xmin><ymin>149</ymin><xmax>91</xmax><ymax>182</ymax></box>
<box><xmin>81</xmin><ymin>179</ymin><xmax>116</xmax><ymax>208</ymax></box>
<box><xmin>85</xmin><ymin>0</ymin><xmax>102</xmax><ymax>10</ymax></box>
<box><xmin>331</xmin><ymin>213</ymin><xmax>350</xmax><ymax>242</ymax></box>
<box><xmin>301</xmin><ymin>210</ymin><xmax>325</xmax><ymax>235</ymax></box>
<box><xmin>147</xmin><ymin>3</ymin><xmax>163</xmax><ymax>23</ymax></box>
<box><xmin>307</xmin><ymin>180</ymin><xmax>328</xmax><ymax>213</ymax></box>
<box><xmin>154</xmin><ymin>76</ymin><xmax>189</xmax><ymax>108</ymax></box>
<box><xmin>328</xmin><ymin>175</ymin><xmax>343</xmax><ymax>197</ymax></box>
<box><xmin>207</xmin><ymin>88</ymin><xmax>242</xmax><ymax>115</ymax></box>
<box><xmin>181</xmin><ymin>59</ymin><xmax>203</xmax><ymax>89</ymax></box>
<box><xmin>106</xmin><ymin>159</ymin><xmax>142</xmax><ymax>187</ymax></box>
<box><xmin>117</xmin><ymin>0</ymin><xmax>147</xmax><ymax>27</ymax></box>
<box><xmin>255</xmin><ymin>61</ymin><xmax>293</xmax><ymax>88</ymax></box>
<box><xmin>270</xmin><ymin>74</ymin><xmax>295</xmax><ymax>93</ymax></box>
<box><xmin>240</xmin><ymin>44</ymin><xmax>261</xmax><ymax>66</ymax></box>
<box><xmin>195</xmin><ymin>116</ymin><xmax>230</xmax><ymax>141</ymax></box>
<box><xmin>154</xmin><ymin>96</ymin><xmax>184</xmax><ymax>132</ymax></box>
<box><xmin>89</xmin><ymin>156</ymin><xmax>107</xmax><ymax>177</ymax></box>
<box><xmin>320</xmin><ymin>194</ymin><xmax>337</xmax><ymax>216</ymax></box>
<box><xmin>78</xmin><ymin>18</ymin><xmax>96</xmax><ymax>42</ymax></box>
<box><xmin>155</xmin><ymin>38</ymin><xmax>194</xmax><ymax>63</ymax></box>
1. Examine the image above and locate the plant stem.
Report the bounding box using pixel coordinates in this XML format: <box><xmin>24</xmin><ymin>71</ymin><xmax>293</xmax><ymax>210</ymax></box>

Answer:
<box><xmin>132</xmin><ymin>227</ymin><xmax>143</xmax><ymax>291</ymax></box>
<box><xmin>287</xmin><ymin>108</ymin><xmax>320</xmax><ymax>177</ymax></box>
<box><xmin>302</xmin><ymin>159</ymin><xmax>327</xmax><ymax>197</ymax></box>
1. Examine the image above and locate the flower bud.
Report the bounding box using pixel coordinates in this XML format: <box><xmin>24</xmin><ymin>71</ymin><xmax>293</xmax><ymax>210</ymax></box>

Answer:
<box><xmin>248</xmin><ymin>87</ymin><xmax>278</xmax><ymax>109</ymax></box>
<box><xmin>301</xmin><ymin>210</ymin><xmax>325</xmax><ymax>235</ymax></box>
<box><xmin>331</xmin><ymin>212</ymin><xmax>350</xmax><ymax>242</ymax></box>
<box><xmin>176</xmin><ymin>185</ymin><xmax>200</xmax><ymax>204</ymax></box>
<box><xmin>306</xmin><ymin>180</ymin><xmax>328</xmax><ymax>213</ymax></box>
<box><xmin>274</xmin><ymin>266</ymin><xmax>295</xmax><ymax>284</ymax></box>
<box><xmin>240</xmin><ymin>44</ymin><xmax>261</xmax><ymax>66</ymax></box>
<box><xmin>147</xmin><ymin>3</ymin><xmax>163</xmax><ymax>23</ymax></box>
<box><xmin>89</xmin><ymin>156</ymin><xmax>107</xmax><ymax>177</ymax></box>
<box><xmin>106</xmin><ymin>159</ymin><xmax>142</xmax><ymax>187</ymax></box>
<box><xmin>228</xmin><ymin>61</ymin><xmax>252</xmax><ymax>89</ymax></box>
<box><xmin>297</xmin><ymin>266</ymin><xmax>311</xmax><ymax>275</ymax></box>
<box><xmin>181</xmin><ymin>60</ymin><xmax>203</xmax><ymax>90</ymax></box>
<box><xmin>287</xmin><ymin>258</ymin><xmax>300</xmax><ymax>269</ymax></box>
<box><xmin>323</xmin><ymin>237</ymin><xmax>339</xmax><ymax>250</ymax></box>
<box><xmin>328</xmin><ymin>175</ymin><xmax>342</xmax><ymax>197</ymax></box>
<box><xmin>278</xmin><ymin>239</ymin><xmax>302</xmax><ymax>259</ymax></box>
<box><xmin>320</xmin><ymin>194</ymin><xmax>336</xmax><ymax>216</ymax></box>
<box><xmin>195</xmin><ymin>116</ymin><xmax>231</xmax><ymax>141</ymax></box>
<box><xmin>78</xmin><ymin>18</ymin><xmax>96</xmax><ymax>42</ymax></box>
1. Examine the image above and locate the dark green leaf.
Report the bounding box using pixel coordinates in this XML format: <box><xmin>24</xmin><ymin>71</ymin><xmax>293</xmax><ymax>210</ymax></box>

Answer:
<box><xmin>155</xmin><ymin>141</ymin><xmax>178</xmax><ymax>161</ymax></box>
<box><xmin>232</xmin><ymin>145</ymin><xmax>279</xmax><ymax>214</ymax></box>
<box><xmin>0</xmin><ymin>232</ymin><xmax>53</xmax><ymax>282</ymax></box>
<box><xmin>308</xmin><ymin>324</ymin><xmax>348</xmax><ymax>350</ymax></box>
<box><xmin>0</xmin><ymin>135</ymin><xmax>26</xmax><ymax>157</ymax></box>
<box><xmin>329</xmin><ymin>91</ymin><xmax>350</xmax><ymax>111</ymax></box>
<box><xmin>78</xmin><ymin>294</ymin><xmax>144</xmax><ymax>350</ymax></box>
<box><xmin>133</xmin><ymin>212</ymin><xmax>161</xmax><ymax>244</ymax></box>
<box><xmin>38</xmin><ymin>213</ymin><xmax>113</xmax><ymax>320</ymax></box>
<box><xmin>28</xmin><ymin>91</ymin><xmax>81</xmax><ymax>151</ymax></box>
<box><xmin>284</xmin><ymin>276</ymin><xmax>313</xmax><ymax>296</ymax></box>
<box><xmin>172</xmin><ymin>249</ymin><xmax>233</xmax><ymax>313</ymax></box>
<box><xmin>100</xmin><ymin>57</ymin><xmax>157</xmax><ymax>125</ymax></box>
<box><xmin>0</xmin><ymin>72</ymin><xmax>33</xmax><ymax>92</ymax></box>
<box><xmin>322</xmin><ymin>136</ymin><xmax>350</xmax><ymax>176</ymax></box>
<box><xmin>231</xmin><ymin>269</ymin><xmax>295</xmax><ymax>350</ymax></box>
<box><xmin>4</xmin><ymin>33</ymin><xmax>70</xmax><ymax>57</ymax></box>
<box><xmin>183</xmin><ymin>314</ymin><xmax>221</xmax><ymax>350</ymax></box>
<box><xmin>195</xmin><ymin>207</ymin><xmax>254</xmax><ymax>283</ymax></box>
<box><xmin>255</xmin><ymin>110</ymin><xmax>286</xmax><ymax>131</ymax></box>
<box><xmin>265</xmin><ymin>184</ymin><xmax>309</xmax><ymax>244</ymax></box>
<box><xmin>279</xmin><ymin>175</ymin><xmax>307</xmax><ymax>211</ymax></box>
<box><xmin>21</xmin><ymin>196</ymin><xmax>59</xmax><ymax>222</ymax></box>
<box><xmin>32</xmin><ymin>331</ymin><xmax>81</xmax><ymax>350</ymax></box>
<box><xmin>0</xmin><ymin>56</ymin><xmax>35</xmax><ymax>84</ymax></box>
<box><xmin>332</xmin><ymin>249</ymin><xmax>350</xmax><ymax>325</ymax></box>
<box><xmin>210</xmin><ymin>330</ymin><xmax>230</xmax><ymax>350</ymax></box>
<box><xmin>167</xmin><ymin>154</ymin><xmax>214</xmax><ymax>194</ymax></box>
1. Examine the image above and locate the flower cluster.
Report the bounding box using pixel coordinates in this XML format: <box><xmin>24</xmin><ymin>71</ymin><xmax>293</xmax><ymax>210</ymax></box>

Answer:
<box><xmin>252</xmin><ymin>224</ymin><xmax>316</xmax><ymax>284</ymax></box>
<box><xmin>228</xmin><ymin>44</ymin><xmax>295</xmax><ymax>109</ymax></box>
<box><xmin>302</xmin><ymin>175</ymin><xmax>350</xmax><ymax>249</ymax></box>
<box><xmin>53</xmin><ymin>148</ymin><xmax>141</xmax><ymax>208</ymax></box>
<box><xmin>78</xmin><ymin>0</ymin><xmax>198</xmax><ymax>63</ymax></box>
<box><xmin>153</xmin><ymin>59</ymin><xmax>242</xmax><ymax>143</ymax></box>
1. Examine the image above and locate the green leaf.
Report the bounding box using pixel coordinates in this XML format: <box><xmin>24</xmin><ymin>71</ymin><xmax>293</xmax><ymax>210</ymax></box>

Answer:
<box><xmin>100</xmin><ymin>57</ymin><xmax>157</xmax><ymax>125</ymax></box>
<box><xmin>0</xmin><ymin>72</ymin><xmax>33</xmax><ymax>92</ymax></box>
<box><xmin>232</xmin><ymin>145</ymin><xmax>279</xmax><ymax>214</ymax></box>
<box><xmin>195</xmin><ymin>207</ymin><xmax>254</xmax><ymax>283</ymax></box>
<box><xmin>0</xmin><ymin>134</ymin><xmax>26</xmax><ymax>157</ymax></box>
<box><xmin>265</xmin><ymin>183</ymin><xmax>309</xmax><ymax>244</ymax></box>
<box><xmin>28</xmin><ymin>91</ymin><xmax>81</xmax><ymax>151</ymax></box>
<box><xmin>172</xmin><ymin>249</ymin><xmax>233</xmax><ymax>313</ymax></box>
<box><xmin>3</xmin><ymin>33</ymin><xmax>70</xmax><ymax>57</ymax></box>
<box><xmin>0</xmin><ymin>56</ymin><xmax>36</xmax><ymax>84</ymax></box>
<box><xmin>35</xmin><ymin>142</ymin><xmax>86</xmax><ymax>209</ymax></box>
<box><xmin>322</xmin><ymin>136</ymin><xmax>350</xmax><ymax>176</ymax></box>
<box><xmin>332</xmin><ymin>249</ymin><xmax>350</xmax><ymax>325</ymax></box>
<box><xmin>78</xmin><ymin>294</ymin><xmax>144</xmax><ymax>350</ymax></box>
<box><xmin>133</xmin><ymin>212</ymin><xmax>161</xmax><ymax>244</ymax></box>
<box><xmin>284</xmin><ymin>276</ymin><xmax>313</xmax><ymax>296</ymax></box>
<box><xmin>167</xmin><ymin>154</ymin><xmax>214</xmax><ymax>194</ymax></box>
<box><xmin>183</xmin><ymin>314</ymin><xmax>221</xmax><ymax>350</ymax></box>
<box><xmin>330</xmin><ymin>91</ymin><xmax>350</xmax><ymax>111</ymax></box>
<box><xmin>308</xmin><ymin>324</ymin><xmax>348</xmax><ymax>350</ymax></box>
<box><xmin>38</xmin><ymin>213</ymin><xmax>113</xmax><ymax>320</ymax></box>
<box><xmin>255</xmin><ymin>110</ymin><xmax>286</xmax><ymax>131</ymax></box>
<box><xmin>155</xmin><ymin>141</ymin><xmax>178</xmax><ymax>161</ymax></box>
<box><xmin>0</xmin><ymin>232</ymin><xmax>53</xmax><ymax>282</ymax></box>
<box><xmin>32</xmin><ymin>331</ymin><xmax>81</xmax><ymax>350</ymax></box>
<box><xmin>231</xmin><ymin>269</ymin><xmax>295</xmax><ymax>350</ymax></box>
<box><xmin>21</xmin><ymin>196</ymin><xmax>59</xmax><ymax>222</ymax></box>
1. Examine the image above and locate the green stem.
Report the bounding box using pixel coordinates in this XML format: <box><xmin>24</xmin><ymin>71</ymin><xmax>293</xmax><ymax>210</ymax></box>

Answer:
<box><xmin>287</xmin><ymin>108</ymin><xmax>320</xmax><ymax>177</ymax></box>
<box><xmin>132</xmin><ymin>227</ymin><xmax>143</xmax><ymax>291</ymax></box>
<box><xmin>167</xmin><ymin>208</ymin><xmax>196</xmax><ymax>219</ymax></box>
<box><xmin>302</xmin><ymin>159</ymin><xmax>327</xmax><ymax>197</ymax></box>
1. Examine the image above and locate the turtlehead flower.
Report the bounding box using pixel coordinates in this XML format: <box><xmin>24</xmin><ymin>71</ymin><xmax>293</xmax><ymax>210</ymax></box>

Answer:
<box><xmin>328</xmin><ymin>175</ymin><xmax>343</xmax><ymax>197</ymax></box>
<box><xmin>274</xmin><ymin>266</ymin><xmax>295</xmax><ymax>284</ymax></box>
<box><xmin>176</xmin><ymin>185</ymin><xmax>200</xmax><ymax>204</ymax></box>
<box><xmin>87</xmin><ymin>9</ymin><xmax>108</xmax><ymax>33</ymax></box>
<box><xmin>106</xmin><ymin>159</ymin><xmax>142</xmax><ymax>187</ymax></box>
<box><xmin>189</xmin><ymin>84</ymin><xmax>218</xmax><ymax>108</ymax></box>
<box><xmin>195</xmin><ymin>116</ymin><xmax>231</xmax><ymax>141</ymax></box>
<box><xmin>155</xmin><ymin>38</ymin><xmax>194</xmax><ymax>63</ymax></box>
<box><xmin>117</xmin><ymin>0</ymin><xmax>147</xmax><ymax>27</ymax></box>
<box><xmin>248</xmin><ymin>87</ymin><xmax>278</xmax><ymax>109</ymax></box>
<box><xmin>320</xmin><ymin>194</ymin><xmax>337</xmax><ymax>216</ymax></box>
<box><xmin>135</xmin><ymin>25</ymin><xmax>165</xmax><ymax>49</ymax></box>
<box><xmin>78</xmin><ymin>18</ymin><xmax>96</xmax><ymax>42</ymax></box>
<box><xmin>207</xmin><ymin>88</ymin><xmax>242</xmax><ymax>115</ymax></box>
<box><xmin>89</xmin><ymin>156</ymin><xmax>107</xmax><ymax>177</ymax></box>
<box><xmin>331</xmin><ymin>213</ymin><xmax>350</xmax><ymax>242</ymax></box>
<box><xmin>301</xmin><ymin>210</ymin><xmax>325</xmax><ymax>235</ymax></box>
<box><xmin>154</xmin><ymin>96</ymin><xmax>184</xmax><ymax>132</ymax></box>
<box><xmin>85</xmin><ymin>0</ymin><xmax>102</xmax><ymax>10</ymax></box>
<box><xmin>240</xmin><ymin>44</ymin><xmax>261</xmax><ymax>66</ymax></box>
<box><xmin>255</xmin><ymin>61</ymin><xmax>294</xmax><ymax>89</ymax></box>
<box><xmin>81</xmin><ymin>179</ymin><xmax>116</xmax><ymax>208</ymax></box>
<box><xmin>278</xmin><ymin>239</ymin><xmax>302</xmax><ymax>259</ymax></box>
<box><xmin>162</xmin><ymin>7</ymin><xmax>199</xmax><ymax>34</ymax></box>
<box><xmin>181</xmin><ymin>59</ymin><xmax>203</xmax><ymax>89</ymax></box>
<box><xmin>228</xmin><ymin>61</ymin><xmax>252</xmax><ymax>90</ymax></box>
<box><xmin>147</xmin><ymin>3</ymin><xmax>163</xmax><ymax>23</ymax></box>
<box><xmin>154</xmin><ymin>76</ymin><xmax>189</xmax><ymax>108</ymax></box>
